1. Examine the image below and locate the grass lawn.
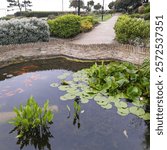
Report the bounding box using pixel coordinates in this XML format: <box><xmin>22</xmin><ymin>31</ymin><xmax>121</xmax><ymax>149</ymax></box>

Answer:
<box><xmin>93</xmin><ymin>14</ymin><xmax>112</xmax><ymax>22</ymax></box>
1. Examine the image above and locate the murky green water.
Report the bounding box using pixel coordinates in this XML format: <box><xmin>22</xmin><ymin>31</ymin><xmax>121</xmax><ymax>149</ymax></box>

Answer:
<box><xmin>0</xmin><ymin>58</ymin><xmax>149</xmax><ymax>150</ymax></box>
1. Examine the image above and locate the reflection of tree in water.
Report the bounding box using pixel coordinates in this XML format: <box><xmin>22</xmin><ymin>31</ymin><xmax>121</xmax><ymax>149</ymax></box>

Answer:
<box><xmin>10</xmin><ymin>125</ymin><xmax>53</xmax><ymax>150</ymax></box>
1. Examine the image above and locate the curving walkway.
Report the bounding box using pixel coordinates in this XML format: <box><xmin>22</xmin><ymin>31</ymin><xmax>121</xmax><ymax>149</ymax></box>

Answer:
<box><xmin>72</xmin><ymin>13</ymin><xmax>121</xmax><ymax>45</ymax></box>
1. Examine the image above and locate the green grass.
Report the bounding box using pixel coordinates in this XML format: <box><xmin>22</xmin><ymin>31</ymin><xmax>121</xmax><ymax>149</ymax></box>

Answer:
<box><xmin>93</xmin><ymin>14</ymin><xmax>112</xmax><ymax>22</ymax></box>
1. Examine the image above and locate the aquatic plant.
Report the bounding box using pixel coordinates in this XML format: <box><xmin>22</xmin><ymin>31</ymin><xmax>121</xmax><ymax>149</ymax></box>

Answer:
<box><xmin>9</xmin><ymin>96</ymin><xmax>54</xmax><ymax>138</ymax></box>
<box><xmin>66</xmin><ymin>97</ymin><xmax>82</xmax><ymax>129</ymax></box>
<box><xmin>50</xmin><ymin>60</ymin><xmax>150</xmax><ymax>120</ymax></box>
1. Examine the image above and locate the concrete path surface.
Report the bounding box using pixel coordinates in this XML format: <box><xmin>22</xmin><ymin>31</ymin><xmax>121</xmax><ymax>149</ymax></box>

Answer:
<box><xmin>72</xmin><ymin>13</ymin><xmax>121</xmax><ymax>45</ymax></box>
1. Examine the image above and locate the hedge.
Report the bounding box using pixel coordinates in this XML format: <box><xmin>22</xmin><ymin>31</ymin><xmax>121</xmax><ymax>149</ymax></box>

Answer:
<box><xmin>14</xmin><ymin>11</ymin><xmax>87</xmax><ymax>18</ymax></box>
<box><xmin>114</xmin><ymin>15</ymin><xmax>150</xmax><ymax>45</ymax></box>
<box><xmin>48</xmin><ymin>14</ymin><xmax>81</xmax><ymax>38</ymax></box>
<box><xmin>0</xmin><ymin>18</ymin><xmax>50</xmax><ymax>45</ymax></box>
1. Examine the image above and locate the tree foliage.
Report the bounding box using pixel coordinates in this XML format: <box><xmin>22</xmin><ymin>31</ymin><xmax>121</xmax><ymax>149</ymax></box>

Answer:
<box><xmin>94</xmin><ymin>3</ymin><xmax>102</xmax><ymax>11</ymax></box>
<box><xmin>114</xmin><ymin>0</ymin><xmax>142</xmax><ymax>12</ymax></box>
<box><xmin>108</xmin><ymin>1</ymin><xmax>115</xmax><ymax>10</ymax></box>
<box><xmin>7</xmin><ymin>0</ymin><xmax>32</xmax><ymax>12</ymax></box>
<box><xmin>69</xmin><ymin>0</ymin><xmax>85</xmax><ymax>9</ymax></box>
<box><xmin>87</xmin><ymin>0</ymin><xmax>94</xmax><ymax>7</ymax></box>
<box><xmin>87</xmin><ymin>0</ymin><xmax>94</xmax><ymax>12</ymax></box>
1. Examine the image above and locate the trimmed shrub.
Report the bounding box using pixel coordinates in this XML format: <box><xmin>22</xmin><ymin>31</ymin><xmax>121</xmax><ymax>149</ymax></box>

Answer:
<box><xmin>48</xmin><ymin>14</ymin><xmax>81</xmax><ymax>38</ymax></box>
<box><xmin>143</xmin><ymin>13</ymin><xmax>150</xmax><ymax>20</ymax></box>
<box><xmin>144</xmin><ymin>5</ymin><xmax>150</xmax><ymax>13</ymax></box>
<box><xmin>0</xmin><ymin>18</ymin><xmax>50</xmax><ymax>45</ymax></box>
<box><xmin>80</xmin><ymin>20</ymin><xmax>93</xmax><ymax>32</ymax></box>
<box><xmin>138</xmin><ymin>6</ymin><xmax>145</xmax><ymax>14</ymax></box>
<box><xmin>14</xmin><ymin>11</ymin><xmax>87</xmax><ymax>18</ymax></box>
<box><xmin>0</xmin><ymin>15</ymin><xmax>14</xmax><ymax>20</ymax></box>
<box><xmin>114</xmin><ymin>15</ymin><xmax>150</xmax><ymax>45</ymax></box>
<box><xmin>81</xmin><ymin>16</ymin><xmax>93</xmax><ymax>22</ymax></box>
<box><xmin>130</xmin><ymin>13</ymin><xmax>150</xmax><ymax>20</ymax></box>
<box><xmin>81</xmin><ymin>16</ymin><xmax>96</xmax><ymax>25</ymax></box>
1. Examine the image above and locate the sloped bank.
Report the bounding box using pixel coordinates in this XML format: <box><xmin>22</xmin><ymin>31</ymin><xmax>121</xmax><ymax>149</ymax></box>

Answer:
<box><xmin>0</xmin><ymin>39</ymin><xmax>149</xmax><ymax>69</ymax></box>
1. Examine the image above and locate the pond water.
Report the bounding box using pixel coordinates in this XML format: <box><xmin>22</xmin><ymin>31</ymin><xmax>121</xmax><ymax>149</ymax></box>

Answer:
<box><xmin>0</xmin><ymin>58</ymin><xmax>149</xmax><ymax>150</ymax></box>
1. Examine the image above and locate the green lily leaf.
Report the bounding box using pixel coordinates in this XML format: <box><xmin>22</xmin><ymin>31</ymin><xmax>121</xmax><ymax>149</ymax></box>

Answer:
<box><xmin>58</xmin><ymin>85</ymin><xmax>70</xmax><ymax>91</ymax></box>
<box><xmin>94</xmin><ymin>94</ymin><xmax>108</xmax><ymax>102</ymax></box>
<box><xmin>57</xmin><ymin>73</ymin><xmax>71</xmax><ymax>80</ymax></box>
<box><xmin>117</xmin><ymin>108</ymin><xmax>129</xmax><ymax>116</ymax></box>
<box><xmin>115</xmin><ymin>101</ymin><xmax>128</xmax><ymax>108</ymax></box>
<box><xmin>140</xmin><ymin>113</ymin><xmax>150</xmax><ymax>120</ymax></box>
<box><xmin>97</xmin><ymin>100</ymin><xmax>109</xmax><ymax>106</ymax></box>
<box><xmin>81</xmin><ymin>98</ymin><xmax>89</xmax><ymax>104</ymax></box>
<box><xmin>101</xmin><ymin>103</ymin><xmax>112</xmax><ymax>109</ymax></box>
<box><xmin>50</xmin><ymin>83</ymin><xmax>59</xmax><ymax>87</ymax></box>
<box><xmin>129</xmin><ymin>106</ymin><xmax>145</xmax><ymax>116</ymax></box>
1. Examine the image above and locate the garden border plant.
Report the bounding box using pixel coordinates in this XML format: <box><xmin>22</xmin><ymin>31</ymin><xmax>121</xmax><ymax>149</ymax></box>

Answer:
<box><xmin>0</xmin><ymin>17</ymin><xmax>50</xmax><ymax>45</ymax></box>
<box><xmin>114</xmin><ymin>15</ymin><xmax>150</xmax><ymax>46</ymax></box>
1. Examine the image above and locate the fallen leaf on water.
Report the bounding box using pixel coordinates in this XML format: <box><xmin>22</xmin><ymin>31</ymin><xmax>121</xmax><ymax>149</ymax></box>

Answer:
<box><xmin>123</xmin><ymin>129</ymin><xmax>128</xmax><ymax>138</ymax></box>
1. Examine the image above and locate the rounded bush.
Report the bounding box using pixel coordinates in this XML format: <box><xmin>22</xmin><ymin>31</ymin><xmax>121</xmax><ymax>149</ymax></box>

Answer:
<box><xmin>48</xmin><ymin>14</ymin><xmax>81</xmax><ymax>38</ymax></box>
<box><xmin>138</xmin><ymin>6</ymin><xmax>145</xmax><ymax>14</ymax></box>
<box><xmin>114</xmin><ymin>15</ymin><xmax>150</xmax><ymax>45</ymax></box>
<box><xmin>0</xmin><ymin>18</ymin><xmax>50</xmax><ymax>45</ymax></box>
<box><xmin>80</xmin><ymin>20</ymin><xmax>93</xmax><ymax>32</ymax></box>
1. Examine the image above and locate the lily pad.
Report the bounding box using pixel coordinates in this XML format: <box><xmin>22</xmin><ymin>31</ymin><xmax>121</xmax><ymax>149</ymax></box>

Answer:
<box><xmin>140</xmin><ymin>113</ymin><xmax>150</xmax><ymax>120</ymax></box>
<box><xmin>108</xmin><ymin>96</ymin><xmax>119</xmax><ymax>103</ymax></box>
<box><xmin>96</xmin><ymin>100</ymin><xmax>109</xmax><ymax>106</ymax></box>
<box><xmin>50</xmin><ymin>83</ymin><xmax>59</xmax><ymax>87</ymax></box>
<box><xmin>80</xmin><ymin>98</ymin><xmax>89</xmax><ymax>104</ymax></box>
<box><xmin>117</xmin><ymin>108</ymin><xmax>129</xmax><ymax>116</ymax></box>
<box><xmin>58</xmin><ymin>85</ymin><xmax>70</xmax><ymax>91</ymax></box>
<box><xmin>94</xmin><ymin>94</ymin><xmax>108</xmax><ymax>102</ymax></box>
<box><xmin>129</xmin><ymin>106</ymin><xmax>145</xmax><ymax>116</ymax></box>
<box><xmin>60</xmin><ymin>93</ymin><xmax>75</xmax><ymax>101</ymax></box>
<box><xmin>57</xmin><ymin>73</ymin><xmax>71</xmax><ymax>80</ymax></box>
<box><xmin>101</xmin><ymin>103</ymin><xmax>112</xmax><ymax>109</ymax></box>
<box><xmin>132</xmin><ymin>100</ymin><xmax>145</xmax><ymax>107</ymax></box>
<box><xmin>115</xmin><ymin>101</ymin><xmax>128</xmax><ymax>108</ymax></box>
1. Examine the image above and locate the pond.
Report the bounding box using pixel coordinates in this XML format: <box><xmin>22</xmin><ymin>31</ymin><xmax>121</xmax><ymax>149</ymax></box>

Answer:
<box><xmin>0</xmin><ymin>58</ymin><xmax>149</xmax><ymax>150</ymax></box>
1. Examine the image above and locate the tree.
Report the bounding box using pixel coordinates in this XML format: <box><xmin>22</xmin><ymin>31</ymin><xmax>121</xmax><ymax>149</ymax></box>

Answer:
<box><xmin>83</xmin><ymin>6</ymin><xmax>91</xmax><ymax>12</ymax></box>
<box><xmin>70</xmin><ymin>0</ymin><xmax>84</xmax><ymax>10</ymax></box>
<box><xmin>108</xmin><ymin>1</ymin><xmax>115</xmax><ymax>10</ymax></box>
<box><xmin>114</xmin><ymin>0</ymin><xmax>142</xmax><ymax>12</ymax></box>
<box><xmin>87</xmin><ymin>0</ymin><xmax>94</xmax><ymax>7</ymax></box>
<box><xmin>7</xmin><ymin>0</ymin><xmax>32</xmax><ymax>12</ymax></box>
<box><xmin>94</xmin><ymin>3</ymin><xmax>102</xmax><ymax>11</ymax></box>
<box><xmin>143</xmin><ymin>0</ymin><xmax>149</xmax><ymax>3</ymax></box>
<box><xmin>87</xmin><ymin>0</ymin><xmax>94</xmax><ymax>11</ymax></box>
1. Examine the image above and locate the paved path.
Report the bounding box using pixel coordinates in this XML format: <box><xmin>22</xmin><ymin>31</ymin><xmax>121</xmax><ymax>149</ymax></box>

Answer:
<box><xmin>72</xmin><ymin>13</ymin><xmax>121</xmax><ymax>45</ymax></box>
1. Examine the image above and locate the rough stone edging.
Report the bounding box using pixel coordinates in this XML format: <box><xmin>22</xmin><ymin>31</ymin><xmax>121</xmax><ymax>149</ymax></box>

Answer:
<box><xmin>0</xmin><ymin>39</ymin><xmax>150</xmax><ymax>69</ymax></box>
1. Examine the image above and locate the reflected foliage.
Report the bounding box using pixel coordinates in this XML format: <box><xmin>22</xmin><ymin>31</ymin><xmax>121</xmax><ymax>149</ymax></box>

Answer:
<box><xmin>10</xmin><ymin>125</ymin><xmax>53</xmax><ymax>150</ymax></box>
<box><xmin>9</xmin><ymin>97</ymin><xmax>54</xmax><ymax>149</ymax></box>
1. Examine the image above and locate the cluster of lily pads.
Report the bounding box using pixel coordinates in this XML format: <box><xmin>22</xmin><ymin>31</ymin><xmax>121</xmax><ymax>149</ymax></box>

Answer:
<box><xmin>50</xmin><ymin>61</ymin><xmax>150</xmax><ymax>120</ymax></box>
